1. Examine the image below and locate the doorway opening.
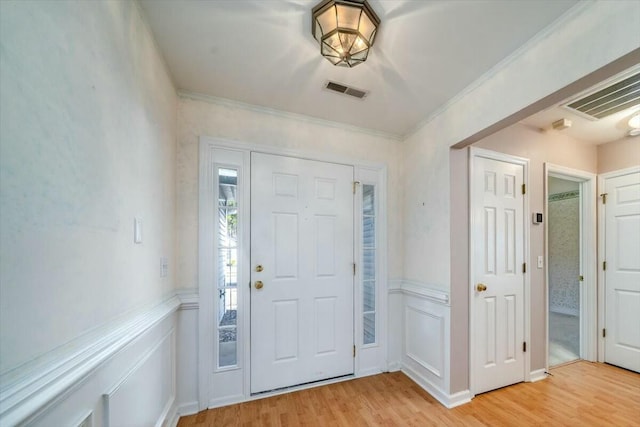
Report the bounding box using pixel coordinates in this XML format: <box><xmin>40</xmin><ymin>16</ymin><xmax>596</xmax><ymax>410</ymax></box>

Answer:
<box><xmin>547</xmin><ymin>176</ymin><xmax>581</xmax><ymax>366</ymax></box>
<box><xmin>544</xmin><ymin>164</ymin><xmax>597</xmax><ymax>369</ymax></box>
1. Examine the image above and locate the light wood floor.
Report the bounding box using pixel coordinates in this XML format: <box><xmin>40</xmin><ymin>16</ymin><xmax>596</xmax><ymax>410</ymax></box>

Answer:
<box><xmin>178</xmin><ymin>361</ymin><xmax>640</xmax><ymax>426</ymax></box>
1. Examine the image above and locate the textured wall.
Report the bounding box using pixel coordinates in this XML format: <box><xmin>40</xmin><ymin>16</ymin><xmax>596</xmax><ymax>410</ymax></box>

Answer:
<box><xmin>175</xmin><ymin>96</ymin><xmax>403</xmax><ymax>290</ymax></box>
<box><xmin>0</xmin><ymin>0</ymin><xmax>177</xmax><ymax>373</ymax></box>
<box><xmin>548</xmin><ymin>192</ymin><xmax>580</xmax><ymax>316</ymax></box>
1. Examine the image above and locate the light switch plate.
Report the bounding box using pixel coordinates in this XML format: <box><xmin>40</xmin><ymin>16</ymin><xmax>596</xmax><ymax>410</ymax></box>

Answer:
<box><xmin>537</xmin><ymin>255</ymin><xmax>544</xmax><ymax>269</ymax></box>
<box><xmin>134</xmin><ymin>218</ymin><xmax>142</xmax><ymax>244</ymax></box>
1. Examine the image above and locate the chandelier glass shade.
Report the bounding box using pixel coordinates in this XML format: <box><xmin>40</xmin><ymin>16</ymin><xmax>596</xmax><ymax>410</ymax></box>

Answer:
<box><xmin>312</xmin><ymin>0</ymin><xmax>380</xmax><ymax>68</ymax></box>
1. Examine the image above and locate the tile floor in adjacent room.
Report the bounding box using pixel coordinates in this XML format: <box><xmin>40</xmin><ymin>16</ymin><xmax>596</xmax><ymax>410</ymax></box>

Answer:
<box><xmin>549</xmin><ymin>311</ymin><xmax>580</xmax><ymax>366</ymax></box>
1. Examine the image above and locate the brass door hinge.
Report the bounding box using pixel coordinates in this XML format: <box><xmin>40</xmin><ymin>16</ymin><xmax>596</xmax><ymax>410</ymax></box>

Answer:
<box><xmin>603</xmin><ymin>261</ymin><xmax>607</xmax><ymax>271</ymax></box>
<box><xmin>353</xmin><ymin>181</ymin><xmax>360</xmax><ymax>194</ymax></box>
<box><xmin>353</xmin><ymin>345</ymin><xmax>356</xmax><ymax>357</ymax></box>
<box><xmin>523</xmin><ymin>263</ymin><xmax>527</xmax><ymax>273</ymax></box>
<box><xmin>603</xmin><ymin>328</ymin><xmax>606</xmax><ymax>338</ymax></box>
<box><xmin>353</xmin><ymin>263</ymin><xmax>356</xmax><ymax>276</ymax></box>
<box><xmin>601</xmin><ymin>193</ymin><xmax>608</xmax><ymax>204</ymax></box>
<box><xmin>523</xmin><ymin>342</ymin><xmax>527</xmax><ymax>352</ymax></box>
<box><xmin>522</xmin><ymin>184</ymin><xmax>526</xmax><ymax>195</ymax></box>
<box><xmin>579</xmin><ymin>275</ymin><xmax>584</xmax><ymax>282</ymax></box>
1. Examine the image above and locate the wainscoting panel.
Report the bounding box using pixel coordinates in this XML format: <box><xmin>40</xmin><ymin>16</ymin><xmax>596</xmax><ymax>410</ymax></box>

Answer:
<box><xmin>0</xmin><ymin>297</ymin><xmax>181</xmax><ymax>427</ymax></box>
<box><xmin>389</xmin><ymin>282</ymin><xmax>470</xmax><ymax>408</ymax></box>
<box><xmin>103</xmin><ymin>329</ymin><xmax>175</xmax><ymax>427</ymax></box>
<box><xmin>405</xmin><ymin>305</ymin><xmax>444</xmax><ymax>378</ymax></box>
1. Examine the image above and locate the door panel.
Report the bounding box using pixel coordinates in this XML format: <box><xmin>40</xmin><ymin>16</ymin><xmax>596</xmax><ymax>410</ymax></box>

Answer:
<box><xmin>472</xmin><ymin>153</ymin><xmax>526</xmax><ymax>394</ymax></box>
<box><xmin>250</xmin><ymin>153</ymin><xmax>354</xmax><ymax>393</ymax></box>
<box><xmin>605</xmin><ymin>171</ymin><xmax>640</xmax><ymax>373</ymax></box>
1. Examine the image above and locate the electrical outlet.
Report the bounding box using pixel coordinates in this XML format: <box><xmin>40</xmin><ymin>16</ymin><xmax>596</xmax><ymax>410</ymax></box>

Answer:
<box><xmin>160</xmin><ymin>257</ymin><xmax>168</xmax><ymax>277</ymax></box>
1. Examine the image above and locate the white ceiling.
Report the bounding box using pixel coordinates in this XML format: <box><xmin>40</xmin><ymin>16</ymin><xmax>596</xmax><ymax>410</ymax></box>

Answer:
<box><xmin>520</xmin><ymin>66</ymin><xmax>640</xmax><ymax>145</ymax></box>
<box><xmin>139</xmin><ymin>0</ymin><xmax>580</xmax><ymax>137</ymax></box>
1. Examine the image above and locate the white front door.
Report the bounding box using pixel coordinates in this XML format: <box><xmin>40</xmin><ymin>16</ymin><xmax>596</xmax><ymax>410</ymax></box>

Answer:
<box><xmin>472</xmin><ymin>151</ymin><xmax>526</xmax><ymax>394</ymax></box>
<box><xmin>250</xmin><ymin>153</ymin><xmax>354</xmax><ymax>393</ymax></box>
<box><xmin>604</xmin><ymin>170</ymin><xmax>640</xmax><ymax>373</ymax></box>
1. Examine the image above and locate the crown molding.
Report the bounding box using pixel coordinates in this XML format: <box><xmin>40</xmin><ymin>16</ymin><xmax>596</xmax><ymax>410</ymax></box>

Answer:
<box><xmin>178</xmin><ymin>90</ymin><xmax>403</xmax><ymax>142</ymax></box>
<box><xmin>402</xmin><ymin>1</ymin><xmax>595</xmax><ymax>141</ymax></box>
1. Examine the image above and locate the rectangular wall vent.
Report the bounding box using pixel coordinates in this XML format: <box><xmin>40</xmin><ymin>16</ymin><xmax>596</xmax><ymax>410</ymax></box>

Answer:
<box><xmin>564</xmin><ymin>72</ymin><xmax>640</xmax><ymax>119</ymax></box>
<box><xmin>324</xmin><ymin>81</ymin><xmax>368</xmax><ymax>99</ymax></box>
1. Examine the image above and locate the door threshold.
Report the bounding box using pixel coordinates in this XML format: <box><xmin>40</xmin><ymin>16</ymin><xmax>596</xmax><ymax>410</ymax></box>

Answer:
<box><xmin>250</xmin><ymin>374</ymin><xmax>355</xmax><ymax>398</ymax></box>
<box><xmin>549</xmin><ymin>359</ymin><xmax>582</xmax><ymax>369</ymax></box>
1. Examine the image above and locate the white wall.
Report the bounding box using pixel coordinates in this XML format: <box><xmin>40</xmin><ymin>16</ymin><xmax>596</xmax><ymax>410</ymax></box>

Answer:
<box><xmin>0</xmin><ymin>0</ymin><xmax>179</xmax><ymax>425</ymax></box>
<box><xmin>403</xmin><ymin>0</ymin><xmax>639</xmax><ymax>396</ymax></box>
<box><xmin>0</xmin><ymin>0</ymin><xmax>177</xmax><ymax>373</ymax></box>
<box><xmin>175</xmin><ymin>95</ymin><xmax>404</xmax><ymax>291</ymax></box>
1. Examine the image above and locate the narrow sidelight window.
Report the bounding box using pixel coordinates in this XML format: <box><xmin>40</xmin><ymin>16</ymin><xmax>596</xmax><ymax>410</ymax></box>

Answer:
<box><xmin>362</xmin><ymin>184</ymin><xmax>376</xmax><ymax>345</ymax></box>
<box><xmin>217</xmin><ymin>168</ymin><xmax>238</xmax><ymax>367</ymax></box>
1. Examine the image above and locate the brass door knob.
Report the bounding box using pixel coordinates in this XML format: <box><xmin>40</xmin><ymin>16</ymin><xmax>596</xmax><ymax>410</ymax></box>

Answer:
<box><xmin>254</xmin><ymin>281</ymin><xmax>264</xmax><ymax>290</ymax></box>
<box><xmin>476</xmin><ymin>283</ymin><xmax>487</xmax><ymax>292</ymax></box>
<box><xmin>255</xmin><ymin>265</ymin><xmax>264</xmax><ymax>272</ymax></box>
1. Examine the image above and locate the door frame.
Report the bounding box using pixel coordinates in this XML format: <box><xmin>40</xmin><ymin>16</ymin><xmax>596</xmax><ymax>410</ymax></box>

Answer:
<box><xmin>544</xmin><ymin>163</ymin><xmax>597</xmax><ymax>368</ymax></box>
<box><xmin>468</xmin><ymin>147</ymin><xmax>530</xmax><ymax>397</ymax></box>
<box><xmin>597</xmin><ymin>165</ymin><xmax>640</xmax><ymax>363</ymax></box>
<box><xmin>198</xmin><ymin>136</ymin><xmax>388</xmax><ymax>409</ymax></box>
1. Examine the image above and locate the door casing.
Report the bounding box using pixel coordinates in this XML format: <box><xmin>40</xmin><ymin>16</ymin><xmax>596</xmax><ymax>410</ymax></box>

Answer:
<box><xmin>544</xmin><ymin>163</ymin><xmax>597</xmax><ymax>368</ymax></box>
<box><xmin>468</xmin><ymin>147</ymin><xmax>530</xmax><ymax>397</ymax></box>
<box><xmin>198</xmin><ymin>137</ymin><xmax>388</xmax><ymax>409</ymax></box>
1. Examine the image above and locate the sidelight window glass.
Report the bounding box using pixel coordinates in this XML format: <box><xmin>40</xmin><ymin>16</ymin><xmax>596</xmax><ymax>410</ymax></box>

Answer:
<box><xmin>362</xmin><ymin>184</ymin><xmax>376</xmax><ymax>345</ymax></box>
<box><xmin>217</xmin><ymin>168</ymin><xmax>238</xmax><ymax>367</ymax></box>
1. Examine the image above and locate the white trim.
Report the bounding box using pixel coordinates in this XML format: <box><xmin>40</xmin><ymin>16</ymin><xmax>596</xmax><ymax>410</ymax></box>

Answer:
<box><xmin>199</xmin><ymin>136</ymin><xmax>387</xmax><ymax>171</ymax></box>
<box><xmin>597</xmin><ymin>166</ymin><xmax>640</xmax><ymax>363</ymax></box>
<box><xmin>176</xmin><ymin>401</ymin><xmax>199</xmax><ymax>417</ymax></box>
<box><xmin>198</xmin><ymin>136</ymin><xmax>390</xmax><ymax>409</ymax></box>
<box><xmin>529</xmin><ymin>369</ymin><xmax>548</xmax><ymax>383</ymax></box>
<box><xmin>180</xmin><ymin>91</ymin><xmax>402</xmax><ymax>142</ymax></box>
<box><xmin>400</xmin><ymin>365</ymin><xmax>471</xmax><ymax>409</ymax></box>
<box><xmin>354</xmin><ymin>166</ymin><xmax>389</xmax><ymax>376</ymax></box>
<box><xmin>175</xmin><ymin>289</ymin><xmax>199</xmax><ymax>310</ymax></box>
<box><xmin>468</xmin><ymin>147</ymin><xmax>530</xmax><ymax>395</ymax></box>
<box><xmin>447</xmin><ymin>390</ymin><xmax>473</xmax><ymax>408</ymax></box>
<box><xmin>400</xmin><ymin>281</ymin><xmax>450</xmax><ymax>305</ymax></box>
<box><xmin>544</xmin><ymin>164</ymin><xmax>597</xmax><ymax>369</ymax></box>
<box><xmin>0</xmin><ymin>296</ymin><xmax>180</xmax><ymax>426</ymax></box>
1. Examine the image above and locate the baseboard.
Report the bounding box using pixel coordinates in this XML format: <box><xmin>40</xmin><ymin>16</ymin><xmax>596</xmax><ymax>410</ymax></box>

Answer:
<box><xmin>387</xmin><ymin>361</ymin><xmax>402</xmax><ymax>372</ymax></box>
<box><xmin>156</xmin><ymin>395</ymin><xmax>176</xmax><ymax>427</ymax></box>
<box><xmin>177</xmin><ymin>401</ymin><xmax>199</xmax><ymax>417</ymax></box>
<box><xmin>447</xmin><ymin>390</ymin><xmax>472</xmax><ymax>408</ymax></box>
<box><xmin>357</xmin><ymin>367</ymin><xmax>384</xmax><ymax>378</ymax></box>
<box><xmin>401</xmin><ymin>365</ymin><xmax>449</xmax><ymax>408</ymax></box>
<box><xmin>529</xmin><ymin>369</ymin><xmax>548</xmax><ymax>382</ymax></box>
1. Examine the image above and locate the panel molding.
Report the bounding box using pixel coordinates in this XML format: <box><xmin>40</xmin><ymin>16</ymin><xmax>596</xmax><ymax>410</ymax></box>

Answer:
<box><xmin>103</xmin><ymin>328</ymin><xmax>175</xmax><ymax>427</ymax></box>
<box><xmin>0</xmin><ymin>296</ymin><xmax>181</xmax><ymax>426</ymax></box>
<box><xmin>393</xmin><ymin>280</ymin><xmax>450</xmax><ymax>305</ymax></box>
<box><xmin>405</xmin><ymin>306</ymin><xmax>444</xmax><ymax>378</ymax></box>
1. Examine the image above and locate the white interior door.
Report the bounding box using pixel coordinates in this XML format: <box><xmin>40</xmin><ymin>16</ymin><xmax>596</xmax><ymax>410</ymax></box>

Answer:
<box><xmin>604</xmin><ymin>170</ymin><xmax>640</xmax><ymax>373</ymax></box>
<box><xmin>472</xmin><ymin>152</ymin><xmax>526</xmax><ymax>394</ymax></box>
<box><xmin>250</xmin><ymin>153</ymin><xmax>354</xmax><ymax>393</ymax></box>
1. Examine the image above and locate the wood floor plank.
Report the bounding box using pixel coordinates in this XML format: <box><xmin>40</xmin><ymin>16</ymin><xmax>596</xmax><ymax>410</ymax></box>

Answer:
<box><xmin>179</xmin><ymin>362</ymin><xmax>640</xmax><ymax>426</ymax></box>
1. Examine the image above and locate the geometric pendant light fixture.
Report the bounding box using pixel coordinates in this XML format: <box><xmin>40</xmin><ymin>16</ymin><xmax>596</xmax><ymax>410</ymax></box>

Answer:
<box><xmin>312</xmin><ymin>0</ymin><xmax>380</xmax><ymax>67</ymax></box>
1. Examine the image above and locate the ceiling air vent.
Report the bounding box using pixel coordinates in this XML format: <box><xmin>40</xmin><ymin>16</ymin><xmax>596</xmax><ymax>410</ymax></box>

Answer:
<box><xmin>324</xmin><ymin>81</ymin><xmax>368</xmax><ymax>99</ymax></box>
<box><xmin>564</xmin><ymin>72</ymin><xmax>640</xmax><ymax>120</ymax></box>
